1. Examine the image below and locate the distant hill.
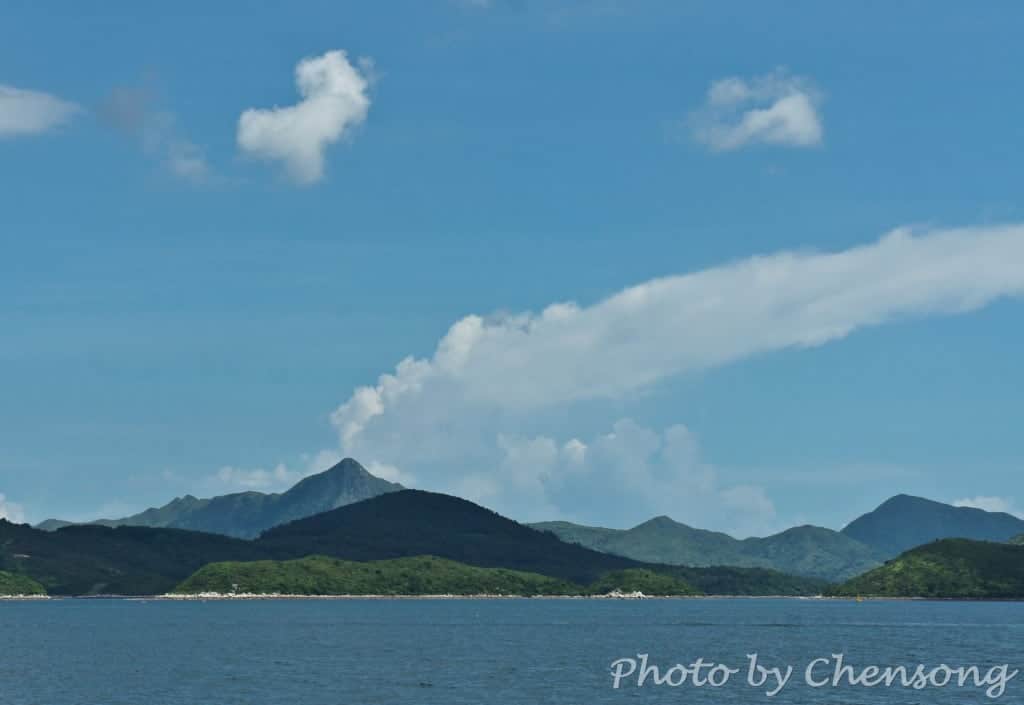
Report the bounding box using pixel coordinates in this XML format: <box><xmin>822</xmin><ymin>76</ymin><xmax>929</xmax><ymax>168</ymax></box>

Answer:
<box><xmin>258</xmin><ymin>490</ymin><xmax>827</xmax><ymax>595</ymax></box>
<box><xmin>174</xmin><ymin>555</ymin><xmax>699</xmax><ymax>597</ymax></box>
<box><xmin>175</xmin><ymin>555</ymin><xmax>583</xmax><ymax>596</ymax></box>
<box><xmin>35</xmin><ymin>459</ymin><xmax>403</xmax><ymax>539</ymax></box>
<box><xmin>832</xmin><ymin>539</ymin><xmax>1024</xmax><ymax>598</ymax></box>
<box><xmin>841</xmin><ymin>495</ymin><xmax>1024</xmax><ymax>558</ymax></box>
<box><xmin>0</xmin><ymin>569</ymin><xmax>45</xmax><ymax>596</ymax></box>
<box><xmin>1</xmin><ymin>490</ymin><xmax>826</xmax><ymax>596</ymax></box>
<box><xmin>532</xmin><ymin>517</ymin><xmax>882</xmax><ymax>581</ymax></box>
<box><xmin>0</xmin><ymin>519</ymin><xmax>268</xmax><ymax>595</ymax></box>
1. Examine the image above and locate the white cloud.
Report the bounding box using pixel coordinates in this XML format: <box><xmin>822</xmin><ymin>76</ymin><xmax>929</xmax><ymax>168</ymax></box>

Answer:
<box><xmin>691</xmin><ymin>70</ymin><xmax>823</xmax><ymax>151</ymax></box>
<box><xmin>954</xmin><ymin>496</ymin><xmax>1024</xmax><ymax>518</ymax></box>
<box><xmin>211</xmin><ymin>464</ymin><xmax>296</xmax><ymax>492</ymax></box>
<box><xmin>0</xmin><ymin>84</ymin><xmax>80</xmax><ymax>138</ymax></box>
<box><xmin>207</xmin><ymin>449</ymin><xmax>342</xmax><ymax>493</ymax></box>
<box><xmin>328</xmin><ymin>224</ymin><xmax>1024</xmax><ymax>530</ymax></box>
<box><xmin>237</xmin><ymin>50</ymin><xmax>371</xmax><ymax>184</ymax></box>
<box><xmin>0</xmin><ymin>493</ymin><xmax>26</xmax><ymax>524</ymax></box>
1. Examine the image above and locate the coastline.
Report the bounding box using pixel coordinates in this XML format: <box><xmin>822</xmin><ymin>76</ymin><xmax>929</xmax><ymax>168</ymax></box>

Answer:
<box><xmin>8</xmin><ymin>592</ymin><xmax>1024</xmax><ymax>602</ymax></box>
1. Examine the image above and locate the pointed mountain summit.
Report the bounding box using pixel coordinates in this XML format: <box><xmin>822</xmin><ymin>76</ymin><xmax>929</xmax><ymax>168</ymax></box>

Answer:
<box><xmin>36</xmin><ymin>458</ymin><xmax>403</xmax><ymax>539</ymax></box>
<box><xmin>840</xmin><ymin>494</ymin><xmax>1024</xmax><ymax>558</ymax></box>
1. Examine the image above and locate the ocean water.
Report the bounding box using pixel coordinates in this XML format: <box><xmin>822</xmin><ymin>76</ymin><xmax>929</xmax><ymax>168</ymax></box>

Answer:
<box><xmin>2</xmin><ymin>598</ymin><xmax>1022</xmax><ymax>704</ymax></box>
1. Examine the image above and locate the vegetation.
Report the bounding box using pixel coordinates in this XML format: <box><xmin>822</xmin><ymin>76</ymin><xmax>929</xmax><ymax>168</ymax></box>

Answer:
<box><xmin>0</xmin><ymin>519</ymin><xmax>267</xmax><ymax>595</ymax></box>
<box><xmin>259</xmin><ymin>490</ymin><xmax>827</xmax><ymax>595</ymax></box>
<box><xmin>175</xmin><ymin>555</ymin><xmax>582</xmax><ymax>596</ymax></box>
<box><xmin>588</xmin><ymin>569</ymin><xmax>698</xmax><ymax>596</ymax></box>
<box><xmin>176</xmin><ymin>557</ymin><xmax>704</xmax><ymax>596</ymax></box>
<box><xmin>840</xmin><ymin>494</ymin><xmax>1024</xmax><ymax>559</ymax></box>
<box><xmin>532</xmin><ymin>517</ymin><xmax>882</xmax><ymax>582</ymax></box>
<box><xmin>831</xmin><ymin>539</ymin><xmax>1024</xmax><ymax>598</ymax></box>
<box><xmin>3</xmin><ymin>490</ymin><xmax>826</xmax><ymax>596</ymax></box>
<box><xmin>1009</xmin><ymin>534</ymin><xmax>1024</xmax><ymax>546</ymax></box>
<box><xmin>36</xmin><ymin>459</ymin><xmax>402</xmax><ymax>539</ymax></box>
<box><xmin>0</xmin><ymin>569</ymin><xmax>45</xmax><ymax>595</ymax></box>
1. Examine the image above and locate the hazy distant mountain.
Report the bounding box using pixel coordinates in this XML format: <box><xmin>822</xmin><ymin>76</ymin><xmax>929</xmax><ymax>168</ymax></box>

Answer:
<box><xmin>35</xmin><ymin>458</ymin><xmax>403</xmax><ymax>539</ymax></box>
<box><xmin>531</xmin><ymin>517</ymin><xmax>882</xmax><ymax>582</ymax></box>
<box><xmin>840</xmin><ymin>494</ymin><xmax>1024</xmax><ymax>558</ymax></box>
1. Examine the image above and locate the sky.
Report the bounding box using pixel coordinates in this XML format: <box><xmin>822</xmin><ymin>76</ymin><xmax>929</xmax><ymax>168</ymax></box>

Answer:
<box><xmin>2</xmin><ymin>1</ymin><xmax>1023</xmax><ymax>536</ymax></box>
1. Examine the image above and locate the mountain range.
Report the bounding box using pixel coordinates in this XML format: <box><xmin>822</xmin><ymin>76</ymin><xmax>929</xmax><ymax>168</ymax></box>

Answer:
<box><xmin>532</xmin><ymin>494</ymin><xmax>1024</xmax><ymax>582</ymax></box>
<box><xmin>36</xmin><ymin>458</ymin><xmax>402</xmax><ymax>539</ymax></box>
<box><xmin>9</xmin><ymin>458</ymin><xmax>1024</xmax><ymax>596</ymax></box>
<box><xmin>1</xmin><ymin>488</ymin><xmax>824</xmax><ymax>596</ymax></box>
<box><xmin>531</xmin><ymin>518</ymin><xmax>883</xmax><ymax>582</ymax></box>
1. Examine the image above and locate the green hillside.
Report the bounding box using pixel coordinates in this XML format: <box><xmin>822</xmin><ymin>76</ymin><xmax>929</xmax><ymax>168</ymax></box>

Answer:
<box><xmin>175</xmin><ymin>555</ymin><xmax>582</xmax><ymax>596</ymax></box>
<box><xmin>0</xmin><ymin>570</ymin><xmax>45</xmax><ymax>595</ymax></box>
<box><xmin>0</xmin><ymin>519</ymin><xmax>268</xmax><ymax>595</ymax></box>
<box><xmin>260</xmin><ymin>490</ymin><xmax>826</xmax><ymax>595</ymax></box>
<box><xmin>588</xmin><ymin>569</ymin><xmax>698</xmax><ymax>596</ymax></box>
<box><xmin>175</xmin><ymin>557</ymin><xmax>699</xmax><ymax>596</ymax></box>
<box><xmin>532</xmin><ymin>517</ymin><xmax>881</xmax><ymax>581</ymax></box>
<box><xmin>3</xmin><ymin>490</ymin><xmax>826</xmax><ymax>596</ymax></box>
<box><xmin>832</xmin><ymin>539</ymin><xmax>1024</xmax><ymax>598</ymax></box>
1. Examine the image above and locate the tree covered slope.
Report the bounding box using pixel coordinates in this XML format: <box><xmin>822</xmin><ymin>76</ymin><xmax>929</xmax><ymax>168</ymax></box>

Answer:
<box><xmin>832</xmin><ymin>539</ymin><xmax>1024</xmax><ymax>598</ymax></box>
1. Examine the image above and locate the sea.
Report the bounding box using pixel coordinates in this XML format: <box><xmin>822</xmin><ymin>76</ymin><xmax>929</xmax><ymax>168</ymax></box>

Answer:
<box><xmin>2</xmin><ymin>597</ymin><xmax>1021</xmax><ymax>704</ymax></box>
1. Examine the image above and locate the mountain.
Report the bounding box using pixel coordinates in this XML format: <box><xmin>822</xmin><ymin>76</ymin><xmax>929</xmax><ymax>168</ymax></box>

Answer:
<box><xmin>258</xmin><ymin>490</ymin><xmax>827</xmax><ymax>595</ymax></box>
<box><xmin>831</xmin><ymin>539</ymin><xmax>1024</xmax><ymax>598</ymax></box>
<box><xmin>0</xmin><ymin>519</ymin><xmax>267</xmax><ymax>595</ymax></box>
<box><xmin>532</xmin><ymin>517</ymin><xmax>882</xmax><ymax>581</ymax></box>
<box><xmin>36</xmin><ymin>458</ymin><xmax>403</xmax><ymax>539</ymax></box>
<box><xmin>1</xmin><ymin>490</ymin><xmax>826</xmax><ymax>596</ymax></box>
<box><xmin>840</xmin><ymin>494</ymin><xmax>1024</xmax><ymax>558</ymax></box>
<box><xmin>259</xmin><ymin>490</ymin><xmax>652</xmax><ymax>585</ymax></box>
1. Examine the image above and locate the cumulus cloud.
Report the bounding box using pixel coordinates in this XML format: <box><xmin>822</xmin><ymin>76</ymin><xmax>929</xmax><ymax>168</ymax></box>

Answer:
<box><xmin>237</xmin><ymin>50</ymin><xmax>371</xmax><ymax>184</ymax></box>
<box><xmin>0</xmin><ymin>84</ymin><xmax>80</xmax><ymax>138</ymax></box>
<box><xmin>691</xmin><ymin>70</ymin><xmax>823</xmax><ymax>151</ymax></box>
<box><xmin>954</xmin><ymin>496</ymin><xmax>1024</xmax><ymax>518</ymax></box>
<box><xmin>100</xmin><ymin>85</ymin><xmax>211</xmax><ymax>183</ymax></box>
<box><xmin>0</xmin><ymin>493</ymin><xmax>26</xmax><ymax>524</ymax></box>
<box><xmin>327</xmin><ymin>224</ymin><xmax>1024</xmax><ymax>530</ymax></box>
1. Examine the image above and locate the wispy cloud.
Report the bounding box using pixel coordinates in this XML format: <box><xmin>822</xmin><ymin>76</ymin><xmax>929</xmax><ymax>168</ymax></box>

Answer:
<box><xmin>0</xmin><ymin>84</ymin><xmax>80</xmax><ymax>138</ymax></box>
<box><xmin>237</xmin><ymin>50</ymin><xmax>372</xmax><ymax>185</ymax></box>
<box><xmin>691</xmin><ymin>70</ymin><xmax>823</xmax><ymax>151</ymax></box>
<box><xmin>205</xmin><ymin>450</ymin><xmax>344</xmax><ymax>494</ymax></box>
<box><xmin>954</xmin><ymin>495</ymin><xmax>1024</xmax><ymax>519</ymax></box>
<box><xmin>323</xmin><ymin>224</ymin><xmax>1024</xmax><ymax>529</ymax></box>
<box><xmin>100</xmin><ymin>85</ymin><xmax>211</xmax><ymax>183</ymax></box>
<box><xmin>0</xmin><ymin>493</ymin><xmax>25</xmax><ymax>524</ymax></box>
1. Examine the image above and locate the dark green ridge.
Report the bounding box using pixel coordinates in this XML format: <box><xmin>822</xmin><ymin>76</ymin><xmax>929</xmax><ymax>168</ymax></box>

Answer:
<box><xmin>831</xmin><ymin>538</ymin><xmax>1024</xmax><ymax>599</ymax></box>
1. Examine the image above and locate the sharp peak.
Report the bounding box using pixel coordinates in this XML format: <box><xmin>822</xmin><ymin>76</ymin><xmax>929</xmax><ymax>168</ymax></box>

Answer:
<box><xmin>877</xmin><ymin>494</ymin><xmax>947</xmax><ymax>509</ymax></box>
<box><xmin>301</xmin><ymin>458</ymin><xmax>370</xmax><ymax>479</ymax></box>
<box><xmin>632</xmin><ymin>515</ymin><xmax>686</xmax><ymax>529</ymax></box>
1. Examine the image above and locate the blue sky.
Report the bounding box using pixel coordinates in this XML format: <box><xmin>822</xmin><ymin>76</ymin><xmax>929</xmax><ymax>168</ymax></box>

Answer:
<box><xmin>2</xmin><ymin>1</ymin><xmax>1023</xmax><ymax>534</ymax></box>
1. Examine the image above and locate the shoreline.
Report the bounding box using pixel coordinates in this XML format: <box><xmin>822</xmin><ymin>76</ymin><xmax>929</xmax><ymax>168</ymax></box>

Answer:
<box><xmin>7</xmin><ymin>593</ymin><xmax>1024</xmax><ymax>602</ymax></box>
